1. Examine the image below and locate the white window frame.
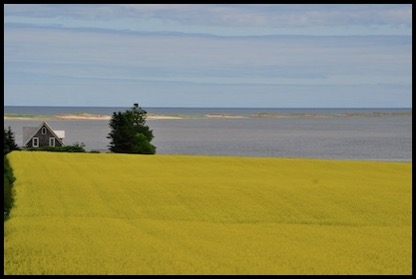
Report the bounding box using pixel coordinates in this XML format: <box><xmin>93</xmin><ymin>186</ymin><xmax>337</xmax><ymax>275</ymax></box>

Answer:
<box><xmin>49</xmin><ymin>137</ymin><xmax>56</xmax><ymax>147</ymax></box>
<box><xmin>32</xmin><ymin>137</ymin><xmax>39</xmax><ymax>147</ymax></box>
<box><xmin>41</xmin><ymin>127</ymin><xmax>47</xmax><ymax>134</ymax></box>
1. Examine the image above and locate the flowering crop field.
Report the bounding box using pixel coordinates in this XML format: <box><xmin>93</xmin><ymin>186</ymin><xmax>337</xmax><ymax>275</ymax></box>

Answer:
<box><xmin>4</xmin><ymin>151</ymin><xmax>411</xmax><ymax>275</ymax></box>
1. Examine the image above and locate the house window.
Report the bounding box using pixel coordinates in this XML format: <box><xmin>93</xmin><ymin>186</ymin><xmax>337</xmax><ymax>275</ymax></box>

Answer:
<box><xmin>41</xmin><ymin>127</ymin><xmax>47</xmax><ymax>134</ymax></box>
<box><xmin>32</xmin><ymin>137</ymin><xmax>39</xmax><ymax>147</ymax></box>
<box><xmin>49</xmin><ymin>137</ymin><xmax>56</xmax><ymax>147</ymax></box>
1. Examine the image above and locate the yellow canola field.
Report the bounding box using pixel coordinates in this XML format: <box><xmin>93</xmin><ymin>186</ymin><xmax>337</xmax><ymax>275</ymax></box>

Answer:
<box><xmin>4</xmin><ymin>151</ymin><xmax>412</xmax><ymax>275</ymax></box>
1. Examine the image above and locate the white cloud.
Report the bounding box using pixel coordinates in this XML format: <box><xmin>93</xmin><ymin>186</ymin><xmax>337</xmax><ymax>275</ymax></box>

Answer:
<box><xmin>4</xmin><ymin>25</ymin><xmax>411</xmax><ymax>86</ymax></box>
<box><xmin>4</xmin><ymin>5</ymin><xmax>412</xmax><ymax>107</ymax></box>
<box><xmin>5</xmin><ymin>4</ymin><xmax>412</xmax><ymax>28</ymax></box>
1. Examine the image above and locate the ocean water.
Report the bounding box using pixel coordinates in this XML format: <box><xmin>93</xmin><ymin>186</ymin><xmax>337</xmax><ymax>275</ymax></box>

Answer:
<box><xmin>3</xmin><ymin>106</ymin><xmax>412</xmax><ymax>117</ymax></box>
<box><xmin>4</xmin><ymin>107</ymin><xmax>412</xmax><ymax>161</ymax></box>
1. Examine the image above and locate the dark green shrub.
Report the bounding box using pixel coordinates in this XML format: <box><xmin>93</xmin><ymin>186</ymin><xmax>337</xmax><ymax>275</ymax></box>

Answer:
<box><xmin>26</xmin><ymin>142</ymin><xmax>86</xmax><ymax>153</ymax></box>
<box><xmin>4</xmin><ymin>156</ymin><xmax>15</xmax><ymax>221</ymax></box>
<box><xmin>131</xmin><ymin>133</ymin><xmax>156</xmax><ymax>154</ymax></box>
<box><xmin>4</xmin><ymin>155</ymin><xmax>15</xmax><ymax>184</ymax></box>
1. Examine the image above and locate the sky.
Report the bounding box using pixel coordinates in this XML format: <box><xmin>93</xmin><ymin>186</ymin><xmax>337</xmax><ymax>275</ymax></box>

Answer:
<box><xmin>4</xmin><ymin>4</ymin><xmax>412</xmax><ymax>108</ymax></box>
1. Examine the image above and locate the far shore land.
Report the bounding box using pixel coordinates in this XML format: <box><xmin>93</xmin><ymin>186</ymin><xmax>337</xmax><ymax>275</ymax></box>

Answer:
<box><xmin>3</xmin><ymin>111</ymin><xmax>412</xmax><ymax>121</ymax></box>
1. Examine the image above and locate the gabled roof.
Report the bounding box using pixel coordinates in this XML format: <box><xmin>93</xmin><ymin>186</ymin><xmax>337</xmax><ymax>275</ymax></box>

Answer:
<box><xmin>23</xmin><ymin>121</ymin><xmax>65</xmax><ymax>147</ymax></box>
<box><xmin>23</xmin><ymin>127</ymin><xmax>38</xmax><ymax>143</ymax></box>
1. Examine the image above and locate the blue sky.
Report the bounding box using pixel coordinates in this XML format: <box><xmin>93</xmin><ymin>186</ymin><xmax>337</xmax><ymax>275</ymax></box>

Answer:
<box><xmin>4</xmin><ymin>4</ymin><xmax>412</xmax><ymax>107</ymax></box>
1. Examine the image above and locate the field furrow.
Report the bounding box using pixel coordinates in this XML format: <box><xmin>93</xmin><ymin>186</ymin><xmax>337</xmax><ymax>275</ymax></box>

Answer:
<box><xmin>4</xmin><ymin>152</ymin><xmax>412</xmax><ymax>274</ymax></box>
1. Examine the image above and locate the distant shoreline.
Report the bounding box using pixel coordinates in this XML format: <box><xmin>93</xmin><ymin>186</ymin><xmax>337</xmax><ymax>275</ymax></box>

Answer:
<box><xmin>3</xmin><ymin>113</ymin><xmax>183</xmax><ymax>121</ymax></box>
<box><xmin>3</xmin><ymin>111</ymin><xmax>412</xmax><ymax>121</ymax></box>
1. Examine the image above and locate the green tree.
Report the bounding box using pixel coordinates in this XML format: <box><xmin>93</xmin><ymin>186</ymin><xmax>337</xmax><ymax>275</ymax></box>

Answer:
<box><xmin>107</xmin><ymin>103</ymin><xmax>156</xmax><ymax>154</ymax></box>
<box><xmin>4</xmin><ymin>126</ymin><xmax>19</xmax><ymax>155</ymax></box>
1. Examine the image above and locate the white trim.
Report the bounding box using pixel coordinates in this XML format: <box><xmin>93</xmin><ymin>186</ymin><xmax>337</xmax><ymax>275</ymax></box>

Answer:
<box><xmin>32</xmin><ymin>137</ymin><xmax>39</xmax><ymax>147</ymax></box>
<box><xmin>41</xmin><ymin>127</ymin><xmax>47</xmax><ymax>134</ymax></box>
<box><xmin>49</xmin><ymin>137</ymin><xmax>56</xmax><ymax>147</ymax></box>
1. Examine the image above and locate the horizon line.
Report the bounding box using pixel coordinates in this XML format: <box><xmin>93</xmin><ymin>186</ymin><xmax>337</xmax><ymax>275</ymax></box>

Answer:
<box><xmin>4</xmin><ymin>105</ymin><xmax>412</xmax><ymax>109</ymax></box>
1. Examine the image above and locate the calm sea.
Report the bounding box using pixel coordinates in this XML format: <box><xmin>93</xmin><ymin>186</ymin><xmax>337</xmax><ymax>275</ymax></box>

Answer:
<box><xmin>4</xmin><ymin>106</ymin><xmax>412</xmax><ymax>161</ymax></box>
<box><xmin>3</xmin><ymin>106</ymin><xmax>412</xmax><ymax>117</ymax></box>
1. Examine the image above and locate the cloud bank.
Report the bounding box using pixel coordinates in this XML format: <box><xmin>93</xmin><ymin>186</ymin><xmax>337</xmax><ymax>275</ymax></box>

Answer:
<box><xmin>4</xmin><ymin>4</ymin><xmax>412</xmax><ymax>107</ymax></box>
<box><xmin>5</xmin><ymin>4</ymin><xmax>412</xmax><ymax>29</ymax></box>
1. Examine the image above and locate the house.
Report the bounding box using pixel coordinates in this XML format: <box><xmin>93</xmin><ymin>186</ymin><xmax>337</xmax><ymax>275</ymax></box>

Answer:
<box><xmin>23</xmin><ymin>122</ymin><xmax>65</xmax><ymax>148</ymax></box>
